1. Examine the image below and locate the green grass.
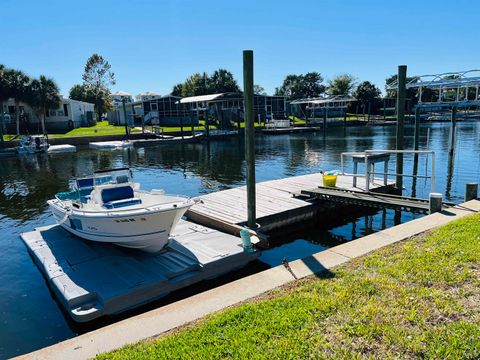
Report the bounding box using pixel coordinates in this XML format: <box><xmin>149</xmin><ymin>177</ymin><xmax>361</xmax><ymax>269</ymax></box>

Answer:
<box><xmin>2</xmin><ymin>134</ymin><xmax>18</xmax><ymax>141</ymax></box>
<box><xmin>48</xmin><ymin>121</ymin><xmax>141</xmax><ymax>138</ymax></box>
<box><xmin>98</xmin><ymin>214</ymin><xmax>480</xmax><ymax>359</ymax></box>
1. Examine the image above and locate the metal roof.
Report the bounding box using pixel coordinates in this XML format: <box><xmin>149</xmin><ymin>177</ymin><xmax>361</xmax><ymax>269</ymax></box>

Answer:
<box><xmin>386</xmin><ymin>70</ymin><xmax>480</xmax><ymax>90</ymax></box>
<box><xmin>290</xmin><ymin>95</ymin><xmax>356</xmax><ymax>105</ymax></box>
<box><xmin>112</xmin><ymin>91</ymin><xmax>132</xmax><ymax>96</ymax></box>
<box><xmin>177</xmin><ymin>93</ymin><xmax>227</xmax><ymax>104</ymax></box>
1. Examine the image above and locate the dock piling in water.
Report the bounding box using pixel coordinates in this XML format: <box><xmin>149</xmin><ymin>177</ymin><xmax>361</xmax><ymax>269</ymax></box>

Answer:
<box><xmin>243</xmin><ymin>50</ymin><xmax>256</xmax><ymax>228</ymax></box>
<box><xmin>395</xmin><ymin>65</ymin><xmax>407</xmax><ymax>191</ymax></box>
<box><xmin>449</xmin><ymin>107</ymin><xmax>457</xmax><ymax>155</ymax></box>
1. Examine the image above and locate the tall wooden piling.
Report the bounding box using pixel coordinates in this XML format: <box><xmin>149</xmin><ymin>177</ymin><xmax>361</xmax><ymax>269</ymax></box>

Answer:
<box><xmin>122</xmin><ymin>98</ymin><xmax>129</xmax><ymax>140</ymax></box>
<box><xmin>449</xmin><ymin>107</ymin><xmax>457</xmax><ymax>155</ymax></box>
<box><xmin>413</xmin><ymin>107</ymin><xmax>420</xmax><ymax>151</ymax></box>
<box><xmin>0</xmin><ymin>114</ymin><xmax>4</xmax><ymax>148</ymax></box>
<box><xmin>395</xmin><ymin>65</ymin><xmax>407</xmax><ymax>190</ymax></box>
<box><xmin>205</xmin><ymin>110</ymin><xmax>210</xmax><ymax>138</ymax></box>
<box><xmin>323</xmin><ymin>108</ymin><xmax>327</xmax><ymax>138</ymax></box>
<box><xmin>243</xmin><ymin>50</ymin><xmax>256</xmax><ymax>228</ymax></box>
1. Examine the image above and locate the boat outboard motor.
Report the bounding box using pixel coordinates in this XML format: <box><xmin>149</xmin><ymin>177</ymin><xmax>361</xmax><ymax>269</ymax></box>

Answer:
<box><xmin>35</xmin><ymin>137</ymin><xmax>41</xmax><ymax>150</ymax></box>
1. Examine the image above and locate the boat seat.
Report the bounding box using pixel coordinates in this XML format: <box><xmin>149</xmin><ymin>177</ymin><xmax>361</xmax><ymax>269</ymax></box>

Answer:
<box><xmin>101</xmin><ymin>185</ymin><xmax>135</xmax><ymax>204</ymax></box>
<box><xmin>103</xmin><ymin>198</ymin><xmax>142</xmax><ymax>209</ymax></box>
<box><xmin>116</xmin><ymin>175</ymin><xmax>129</xmax><ymax>184</ymax></box>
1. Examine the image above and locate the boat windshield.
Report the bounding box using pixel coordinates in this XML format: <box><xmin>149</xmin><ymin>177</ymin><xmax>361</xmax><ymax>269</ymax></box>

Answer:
<box><xmin>93</xmin><ymin>168</ymin><xmax>133</xmax><ymax>187</ymax></box>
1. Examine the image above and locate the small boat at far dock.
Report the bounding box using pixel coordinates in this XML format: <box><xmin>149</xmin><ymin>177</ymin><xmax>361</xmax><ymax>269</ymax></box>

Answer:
<box><xmin>48</xmin><ymin>168</ymin><xmax>195</xmax><ymax>252</ymax></box>
<box><xmin>16</xmin><ymin>135</ymin><xmax>49</xmax><ymax>154</ymax></box>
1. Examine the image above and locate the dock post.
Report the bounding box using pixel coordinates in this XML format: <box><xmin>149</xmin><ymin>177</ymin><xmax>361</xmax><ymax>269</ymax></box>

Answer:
<box><xmin>343</xmin><ymin>109</ymin><xmax>347</xmax><ymax>136</ymax></box>
<box><xmin>205</xmin><ymin>110</ymin><xmax>210</xmax><ymax>139</ymax></box>
<box><xmin>449</xmin><ymin>107</ymin><xmax>457</xmax><ymax>155</ymax></box>
<box><xmin>465</xmin><ymin>182</ymin><xmax>478</xmax><ymax>202</ymax></box>
<box><xmin>323</xmin><ymin>108</ymin><xmax>327</xmax><ymax>138</ymax></box>
<box><xmin>122</xmin><ymin>98</ymin><xmax>130</xmax><ymax>140</ymax></box>
<box><xmin>190</xmin><ymin>113</ymin><xmax>195</xmax><ymax>136</ymax></box>
<box><xmin>243</xmin><ymin>50</ymin><xmax>256</xmax><ymax>228</ymax></box>
<box><xmin>429</xmin><ymin>193</ymin><xmax>443</xmax><ymax>214</ymax></box>
<box><xmin>180</xmin><ymin>116</ymin><xmax>184</xmax><ymax>140</ymax></box>
<box><xmin>413</xmin><ymin>107</ymin><xmax>420</xmax><ymax>151</ymax></box>
<box><xmin>0</xmin><ymin>113</ymin><xmax>4</xmax><ymax>148</ymax></box>
<box><xmin>395</xmin><ymin>65</ymin><xmax>407</xmax><ymax>191</ymax></box>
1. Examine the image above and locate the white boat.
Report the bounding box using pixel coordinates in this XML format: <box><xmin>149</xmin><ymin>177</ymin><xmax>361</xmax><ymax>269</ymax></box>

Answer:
<box><xmin>47</xmin><ymin>168</ymin><xmax>195</xmax><ymax>253</ymax></box>
<box><xmin>17</xmin><ymin>135</ymin><xmax>49</xmax><ymax>154</ymax></box>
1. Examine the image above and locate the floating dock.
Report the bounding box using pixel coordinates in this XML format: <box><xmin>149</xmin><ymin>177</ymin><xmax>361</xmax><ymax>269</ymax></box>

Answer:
<box><xmin>21</xmin><ymin>220</ymin><xmax>259</xmax><ymax>322</ymax></box>
<box><xmin>48</xmin><ymin>144</ymin><xmax>77</xmax><ymax>153</ymax></box>
<box><xmin>187</xmin><ymin>173</ymin><xmax>394</xmax><ymax>233</ymax></box>
<box><xmin>89</xmin><ymin>141</ymin><xmax>133</xmax><ymax>150</ymax></box>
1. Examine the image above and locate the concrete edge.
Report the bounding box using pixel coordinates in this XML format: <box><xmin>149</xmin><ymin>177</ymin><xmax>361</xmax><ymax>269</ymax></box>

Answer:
<box><xmin>17</xmin><ymin>200</ymin><xmax>480</xmax><ymax>360</ymax></box>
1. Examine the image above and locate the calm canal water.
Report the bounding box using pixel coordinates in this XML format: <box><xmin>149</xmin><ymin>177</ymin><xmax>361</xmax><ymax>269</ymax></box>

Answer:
<box><xmin>1</xmin><ymin>122</ymin><xmax>479</xmax><ymax>358</ymax></box>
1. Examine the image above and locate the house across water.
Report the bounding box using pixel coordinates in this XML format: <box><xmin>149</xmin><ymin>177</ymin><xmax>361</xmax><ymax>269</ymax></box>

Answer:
<box><xmin>1</xmin><ymin>97</ymin><xmax>95</xmax><ymax>133</ymax></box>
<box><xmin>108</xmin><ymin>92</ymin><xmax>287</xmax><ymax>129</ymax></box>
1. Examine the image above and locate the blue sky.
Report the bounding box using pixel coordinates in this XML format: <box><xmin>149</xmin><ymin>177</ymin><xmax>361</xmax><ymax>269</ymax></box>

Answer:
<box><xmin>1</xmin><ymin>0</ymin><xmax>478</xmax><ymax>97</ymax></box>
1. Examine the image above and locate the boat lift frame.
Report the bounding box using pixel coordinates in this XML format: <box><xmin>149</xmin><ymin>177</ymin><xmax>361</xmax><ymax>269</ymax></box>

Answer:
<box><xmin>341</xmin><ymin>149</ymin><xmax>435</xmax><ymax>193</ymax></box>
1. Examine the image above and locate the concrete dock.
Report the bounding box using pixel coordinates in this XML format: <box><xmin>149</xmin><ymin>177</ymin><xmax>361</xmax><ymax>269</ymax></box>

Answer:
<box><xmin>21</xmin><ymin>220</ymin><xmax>259</xmax><ymax>323</ymax></box>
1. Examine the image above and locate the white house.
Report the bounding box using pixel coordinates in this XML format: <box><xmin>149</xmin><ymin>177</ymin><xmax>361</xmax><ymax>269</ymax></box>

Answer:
<box><xmin>111</xmin><ymin>91</ymin><xmax>133</xmax><ymax>107</ymax></box>
<box><xmin>135</xmin><ymin>91</ymin><xmax>160</xmax><ymax>102</ymax></box>
<box><xmin>1</xmin><ymin>97</ymin><xmax>95</xmax><ymax>133</ymax></box>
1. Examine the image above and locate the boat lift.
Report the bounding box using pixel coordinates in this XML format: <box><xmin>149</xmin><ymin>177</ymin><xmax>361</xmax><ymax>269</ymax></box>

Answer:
<box><xmin>302</xmin><ymin>150</ymin><xmax>449</xmax><ymax>214</ymax></box>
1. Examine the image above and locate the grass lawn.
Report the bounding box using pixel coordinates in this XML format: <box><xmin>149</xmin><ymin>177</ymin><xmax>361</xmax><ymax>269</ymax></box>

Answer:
<box><xmin>47</xmin><ymin>121</ymin><xmax>141</xmax><ymax>138</ymax></box>
<box><xmin>98</xmin><ymin>214</ymin><xmax>480</xmax><ymax>359</ymax></box>
<box><xmin>2</xmin><ymin>134</ymin><xmax>18</xmax><ymax>141</ymax></box>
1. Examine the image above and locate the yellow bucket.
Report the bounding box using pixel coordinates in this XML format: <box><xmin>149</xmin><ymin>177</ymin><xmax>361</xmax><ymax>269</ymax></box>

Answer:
<box><xmin>322</xmin><ymin>174</ymin><xmax>337</xmax><ymax>187</ymax></box>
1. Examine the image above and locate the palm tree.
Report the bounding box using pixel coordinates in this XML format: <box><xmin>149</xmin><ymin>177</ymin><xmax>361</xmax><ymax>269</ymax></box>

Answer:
<box><xmin>4</xmin><ymin>69</ymin><xmax>30</xmax><ymax>135</ymax></box>
<box><xmin>28</xmin><ymin>76</ymin><xmax>61</xmax><ymax>135</ymax></box>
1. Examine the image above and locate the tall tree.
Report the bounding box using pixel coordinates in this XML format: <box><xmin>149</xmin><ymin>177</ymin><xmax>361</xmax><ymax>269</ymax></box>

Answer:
<box><xmin>28</xmin><ymin>76</ymin><xmax>61</xmax><ymax>135</ymax></box>
<box><xmin>353</xmin><ymin>81</ymin><xmax>382</xmax><ymax>114</ymax></box>
<box><xmin>4</xmin><ymin>69</ymin><xmax>30</xmax><ymax>135</ymax></box>
<box><xmin>275</xmin><ymin>72</ymin><xmax>325</xmax><ymax>99</ymax></box>
<box><xmin>82</xmin><ymin>54</ymin><xmax>115</xmax><ymax>120</ymax></box>
<box><xmin>354</xmin><ymin>81</ymin><xmax>381</xmax><ymax>104</ymax></box>
<box><xmin>171</xmin><ymin>83</ymin><xmax>183</xmax><ymax>97</ymax></box>
<box><xmin>181</xmin><ymin>73</ymin><xmax>208</xmax><ymax>97</ymax></box>
<box><xmin>208</xmin><ymin>69</ymin><xmax>240</xmax><ymax>93</ymax></box>
<box><xmin>328</xmin><ymin>74</ymin><xmax>356</xmax><ymax>96</ymax></box>
<box><xmin>254</xmin><ymin>84</ymin><xmax>267</xmax><ymax>95</ymax></box>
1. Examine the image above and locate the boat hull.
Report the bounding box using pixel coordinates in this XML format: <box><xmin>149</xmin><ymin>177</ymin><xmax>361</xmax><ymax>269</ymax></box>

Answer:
<box><xmin>48</xmin><ymin>199</ymin><xmax>191</xmax><ymax>253</ymax></box>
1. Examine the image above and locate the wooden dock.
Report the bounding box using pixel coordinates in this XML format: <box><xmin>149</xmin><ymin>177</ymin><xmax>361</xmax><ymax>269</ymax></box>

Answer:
<box><xmin>186</xmin><ymin>173</ymin><xmax>395</xmax><ymax>234</ymax></box>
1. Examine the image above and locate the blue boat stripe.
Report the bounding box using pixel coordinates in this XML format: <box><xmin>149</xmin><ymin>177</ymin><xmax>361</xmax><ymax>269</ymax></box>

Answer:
<box><xmin>70</xmin><ymin>228</ymin><xmax>166</xmax><ymax>238</ymax></box>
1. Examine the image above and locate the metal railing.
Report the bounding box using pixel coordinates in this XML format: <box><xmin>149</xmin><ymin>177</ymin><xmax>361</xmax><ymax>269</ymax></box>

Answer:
<box><xmin>341</xmin><ymin>149</ymin><xmax>435</xmax><ymax>193</ymax></box>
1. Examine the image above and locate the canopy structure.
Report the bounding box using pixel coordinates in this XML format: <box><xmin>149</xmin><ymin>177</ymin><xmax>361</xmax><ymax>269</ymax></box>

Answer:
<box><xmin>177</xmin><ymin>93</ymin><xmax>230</xmax><ymax>104</ymax></box>
<box><xmin>290</xmin><ymin>95</ymin><xmax>356</xmax><ymax>107</ymax></box>
<box><xmin>386</xmin><ymin>70</ymin><xmax>480</xmax><ymax>109</ymax></box>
